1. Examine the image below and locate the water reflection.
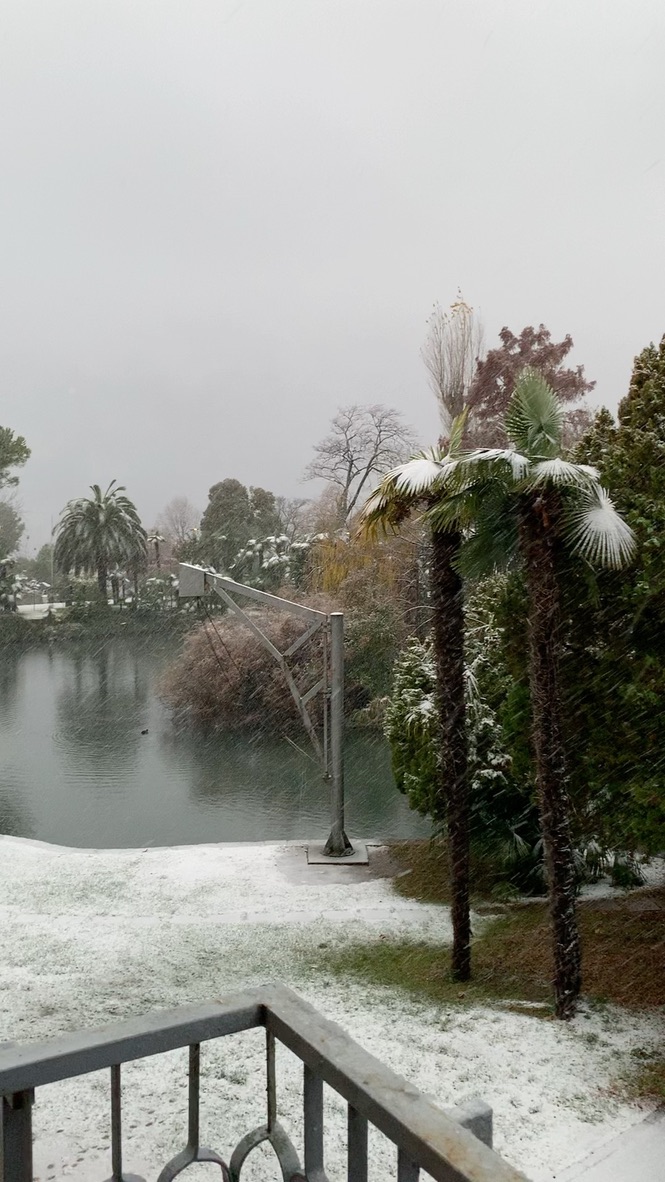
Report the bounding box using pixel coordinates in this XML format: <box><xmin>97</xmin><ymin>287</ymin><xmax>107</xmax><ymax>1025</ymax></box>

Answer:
<box><xmin>55</xmin><ymin>644</ymin><xmax>150</xmax><ymax>772</ymax></box>
<box><xmin>0</xmin><ymin>648</ymin><xmax>21</xmax><ymax>726</ymax></box>
<box><xmin>161</xmin><ymin>725</ymin><xmax>408</xmax><ymax>840</ymax></box>
<box><xmin>0</xmin><ymin>638</ymin><xmax>430</xmax><ymax>847</ymax></box>
<box><xmin>0</xmin><ymin>783</ymin><xmax>34</xmax><ymax>838</ymax></box>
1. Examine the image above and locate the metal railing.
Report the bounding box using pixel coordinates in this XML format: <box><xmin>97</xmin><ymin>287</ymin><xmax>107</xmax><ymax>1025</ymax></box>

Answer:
<box><xmin>0</xmin><ymin>983</ymin><xmax>528</xmax><ymax>1182</ymax></box>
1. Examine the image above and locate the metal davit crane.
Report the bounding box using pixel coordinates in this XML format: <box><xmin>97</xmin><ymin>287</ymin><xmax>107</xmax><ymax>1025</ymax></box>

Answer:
<box><xmin>178</xmin><ymin>563</ymin><xmax>367</xmax><ymax>862</ymax></box>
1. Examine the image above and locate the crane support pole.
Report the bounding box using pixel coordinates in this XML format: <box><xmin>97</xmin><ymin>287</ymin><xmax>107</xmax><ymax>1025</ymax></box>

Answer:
<box><xmin>323</xmin><ymin>613</ymin><xmax>353</xmax><ymax>857</ymax></box>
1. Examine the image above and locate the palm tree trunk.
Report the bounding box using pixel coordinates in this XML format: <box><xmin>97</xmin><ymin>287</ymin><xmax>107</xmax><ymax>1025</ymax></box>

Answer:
<box><xmin>97</xmin><ymin>562</ymin><xmax>108</xmax><ymax>601</ymax></box>
<box><xmin>521</xmin><ymin>495</ymin><xmax>581</xmax><ymax>1020</ymax></box>
<box><xmin>430</xmin><ymin>528</ymin><xmax>470</xmax><ymax>981</ymax></box>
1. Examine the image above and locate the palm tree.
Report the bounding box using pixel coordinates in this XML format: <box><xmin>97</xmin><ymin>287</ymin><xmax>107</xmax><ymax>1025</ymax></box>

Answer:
<box><xmin>441</xmin><ymin>370</ymin><xmax>635</xmax><ymax>1018</ymax></box>
<box><xmin>361</xmin><ymin>415</ymin><xmax>474</xmax><ymax>981</ymax></box>
<box><xmin>147</xmin><ymin>531</ymin><xmax>164</xmax><ymax>570</ymax></box>
<box><xmin>53</xmin><ymin>481</ymin><xmax>147</xmax><ymax>600</ymax></box>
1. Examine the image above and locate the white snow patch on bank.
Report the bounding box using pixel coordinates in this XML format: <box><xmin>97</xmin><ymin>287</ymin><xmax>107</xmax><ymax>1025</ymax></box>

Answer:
<box><xmin>0</xmin><ymin>837</ymin><xmax>661</xmax><ymax>1182</ymax></box>
<box><xmin>577</xmin><ymin>857</ymin><xmax>665</xmax><ymax>900</ymax></box>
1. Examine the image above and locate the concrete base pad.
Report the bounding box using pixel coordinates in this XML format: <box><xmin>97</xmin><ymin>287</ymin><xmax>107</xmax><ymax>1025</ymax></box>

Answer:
<box><xmin>307</xmin><ymin>841</ymin><xmax>369</xmax><ymax>865</ymax></box>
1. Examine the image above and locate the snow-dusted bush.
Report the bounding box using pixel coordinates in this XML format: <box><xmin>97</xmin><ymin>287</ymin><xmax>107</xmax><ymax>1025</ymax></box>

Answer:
<box><xmin>229</xmin><ymin>535</ymin><xmax>311</xmax><ymax>592</ymax></box>
<box><xmin>139</xmin><ymin>574</ymin><xmax>179</xmax><ymax>611</ymax></box>
<box><xmin>0</xmin><ymin>561</ymin><xmax>22</xmax><ymax>612</ymax></box>
<box><xmin>384</xmin><ymin>637</ymin><xmax>511</xmax><ymax>824</ymax></box>
<box><xmin>160</xmin><ymin>610</ymin><xmax>321</xmax><ymax>733</ymax></box>
<box><xmin>384</xmin><ymin>580</ymin><xmax>548</xmax><ymax>893</ymax></box>
<box><xmin>383</xmin><ymin>641</ymin><xmax>439</xmax><ymax>816</ymax></box>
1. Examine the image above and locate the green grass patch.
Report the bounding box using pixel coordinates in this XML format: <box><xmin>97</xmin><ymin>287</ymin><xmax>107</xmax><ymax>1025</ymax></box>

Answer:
<box><xmin>612</xmin><ymin>1051</ymin><xmax>665</xmax><ymax>1105</ymax></box>
<box><xmin>390</xmin><ymin>837</ymin><xmax>533</xmax><ymax>905</ymax></box>
<box><xmin>390</xmin><ymin>837</ymin><xmax>537</xmax><ymax>905</ymax></box>
<box><xmin>390</xmin><ymin>838</ymin><xmax>453</xmax><ymax>905</ymax></box>
<box><xmin>630</xmin><ymin>1059</ymin><xmax>665</xmax><ymax>1103</ymax></box>
<box><xmin>318</xmin><ymin>840</ymin><xmax>665</xmax><ymax>1019</ymax></box>
<box><xmin>321</xmin><ymin>908</ymin><xmax>553</xmax><ymax>1011</ymax></box>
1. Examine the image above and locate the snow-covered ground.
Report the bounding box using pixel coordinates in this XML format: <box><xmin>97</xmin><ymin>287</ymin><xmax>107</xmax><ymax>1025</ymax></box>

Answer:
<box><xmin>0</xmin><ymin>836</ymin><xmax>662</xmax><ymax>1182</ymax></box>
<box><xmin>16</xmin><ymin>602</ymin><xmax>67</xmax><ymax>618</ymax></box>
<box><xmin>578</xmin><ymin>857</ymin><xmax>665</xmax><ymax>898</ymax></box>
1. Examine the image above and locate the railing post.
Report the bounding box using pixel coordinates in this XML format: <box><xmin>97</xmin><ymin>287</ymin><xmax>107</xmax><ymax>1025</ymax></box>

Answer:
<box><xmin>188</xmin><ymin>1044</ymin><xmax>201</xmax><ymax>1150</ymax></box>
<box><xmin>106</xmin><ymin>1064</ymin><xmax>145</xmax><ymax>1182</ymax></box>
<box><xmin>397</xmin><ymin>1147</ymin><xmax>419</xmax><ymax>1182</ymax></box>
<box><xmin>303</xmin><ymin>1065</ymin><xmax>324</xmax><ymax>1177</ymax></box>
<box><xmin>1</xmin><ymin>1090</ymin><xmax>34</xmax><ymax>1182</ymax></box>
<box><xmin>347</xmin><ymin>1105</ymin><xmax>368</xmax><ymax>1182</ymax></box>
<box><xmin>266</xmin><ymin>1032</ymin><xmax>276</xmax><ymax>1133</ymax></box>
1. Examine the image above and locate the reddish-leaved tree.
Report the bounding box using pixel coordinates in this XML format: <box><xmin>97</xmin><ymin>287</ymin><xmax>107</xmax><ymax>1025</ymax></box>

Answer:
<box><xmin>466</xmin><ymin>324</ymin><xmax>595</xmax><ymax>447</ymax></box>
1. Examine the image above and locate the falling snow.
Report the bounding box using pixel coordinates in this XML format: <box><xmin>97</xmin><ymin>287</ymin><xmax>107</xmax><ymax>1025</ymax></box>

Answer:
<box><xmin>0</xmin><ymin>837</ymin><xmax>662</xmax><ymax>1182</ymax></box>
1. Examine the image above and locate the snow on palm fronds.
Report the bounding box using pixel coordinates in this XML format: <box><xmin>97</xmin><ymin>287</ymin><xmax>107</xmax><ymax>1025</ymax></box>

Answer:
<box><xmin>359</xmin><ymin>411</ymin><xmax>471</xmax><ymax>539</ymax></box>
<box><xmin>460</xmin><ymin>448</ymin><xmax>531</xmax><ymax>482</ymax></box>
<box><xmin>527</xmin><ymin>458</ymin><xmax>599</xmax><ymax>488</ymax></box>
<box><xmin>364</xmin><ymin>448</ymin><xmax>455</xmax><ymax>508</ymax></box>
<box><xmin>454</xmin><ymin>369</ymin><xmax>637</xmax><ymax>575</ymax></box>
<box><xmin>53</xmin><ymin>481</ymin><xmax>147</xmax><ymax>578</ymax></box>
<box><xmin>392</xmin><ymin>452</ymin><xmax>458</xmax><ymax>495</ymax></box>
<box><xmin>567</xmin><ymin>485</ymin><xmax>637</xmax><ymax>568</ymax></box>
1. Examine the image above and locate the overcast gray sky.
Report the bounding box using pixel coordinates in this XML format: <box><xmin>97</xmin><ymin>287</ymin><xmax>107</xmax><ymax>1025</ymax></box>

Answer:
<box><xmin>2</xmin><ymin>0</ymin><xmax>663</xmax><ymax>550</ymax></box>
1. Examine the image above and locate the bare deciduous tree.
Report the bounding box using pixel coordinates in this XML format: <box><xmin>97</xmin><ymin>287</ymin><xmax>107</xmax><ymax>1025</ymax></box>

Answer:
<box><xmin>304</xmin><ymin>405</ymin><xmax>417</xmax><ymax>523</ymax></box>
<box><xmin>274</xmin><ymin>496</ymin><xmax>312</xmax><ymax>540</ymax></box>
<box><xmin>421</xmin><ymin>295</ymin><xmax>484</xmax><ymax>435</ymax></box>
<box><xmin>302</xmin><ymin>485</ymin><xmax>348</xmax><ymax>536</ymax></box>
<box><xmin>156</xmin><ymin>496</ymin><xmax>201</xmax><ymax>546</ymax></box>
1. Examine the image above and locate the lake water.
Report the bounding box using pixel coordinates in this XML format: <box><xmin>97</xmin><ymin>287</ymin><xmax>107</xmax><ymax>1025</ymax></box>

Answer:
<box><xmin>0</xmin><ymin>636</ymin><xmax>431</xmax><ymax>848</ymax></box>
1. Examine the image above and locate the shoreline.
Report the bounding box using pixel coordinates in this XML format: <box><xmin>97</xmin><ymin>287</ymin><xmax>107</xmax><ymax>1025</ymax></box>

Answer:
<box><xmin>0</xmin><ymin>833</ymin><xmax>387</xmax><ymax>855</ymax></box>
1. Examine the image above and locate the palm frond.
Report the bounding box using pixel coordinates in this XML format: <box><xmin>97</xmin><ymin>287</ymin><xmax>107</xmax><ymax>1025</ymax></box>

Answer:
<box><xmin>359</xmin><ymin>483</ymin><xmax>415</xmax><ymax>538</ymax></box>
<box><xmin>455</xmin><ymin>485</ymin><xmax>520</xmax><ymax>578</ymax></box>
<box><xmin>424</xmin><ymin>492</ymin><xmax>466</xmax><ymax>534</ymax></box>
<box><xmin>392</xmin><ymin>451</ymin><xmax>455</xmax><ymax>495</ymax></box>
<box><xmin>447</xmin><ymin>407</ymin><xmax>469</xmax><ymax>455</ymax></box>
<box><xmin>566</xmin><ymin>485</ymin><xmax>637</xmax><ymax>569</ymax></box>
<box><xmin>504</xmin><ymin>368</ymin><xmax>565</xmax><ymax>458</ymax></box>
<box><xmin>527</xmin><ymin>458</ymin><xmax>599</xmax><ymax>489</ymax></box>
<box><xmin>461</xmin><ymin>448</ymin><xmax>531</xmax><ymax>482</ymax></box>
<box><xmin>361</xmin><ymin>486</ymin><xmax>389</xmax><ymax>516</ymax></box>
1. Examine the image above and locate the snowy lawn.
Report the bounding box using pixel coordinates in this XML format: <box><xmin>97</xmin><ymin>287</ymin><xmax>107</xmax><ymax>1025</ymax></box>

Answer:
<box><xmin>0</xmin><ymin>836</ymin><xmax>662</xmax><ymax>1182</ymax></box>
